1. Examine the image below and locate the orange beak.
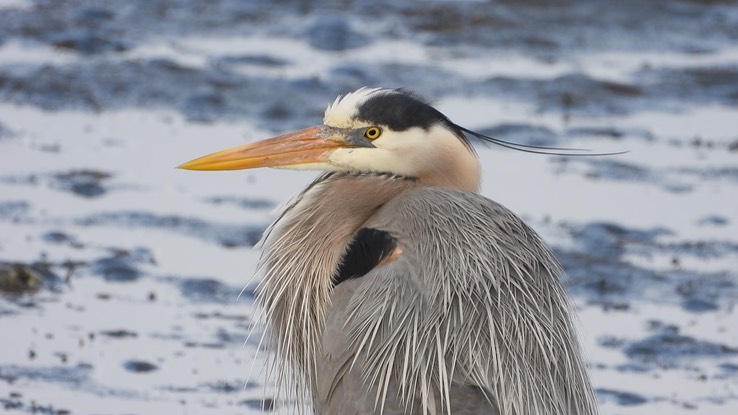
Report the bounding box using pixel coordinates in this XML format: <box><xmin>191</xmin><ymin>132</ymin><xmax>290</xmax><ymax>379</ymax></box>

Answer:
<box><xmin>178</xmin><ymin>126</ymin><xmax>348</xmax><ymax>171</ymax></box>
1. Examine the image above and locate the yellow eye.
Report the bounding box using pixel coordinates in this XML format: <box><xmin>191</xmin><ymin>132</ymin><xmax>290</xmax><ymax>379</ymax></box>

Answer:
<box><xmin>364</xmin><ymin>127</ymin><xmax>382</xmax><ymax>140</ymax></box>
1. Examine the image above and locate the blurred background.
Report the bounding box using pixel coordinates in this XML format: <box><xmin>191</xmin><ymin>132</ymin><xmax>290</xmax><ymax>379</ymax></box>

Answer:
<box><xmin>0</xmin><ymin>1</ymin><xmax>737</xmax><ymax>414</ymax></box>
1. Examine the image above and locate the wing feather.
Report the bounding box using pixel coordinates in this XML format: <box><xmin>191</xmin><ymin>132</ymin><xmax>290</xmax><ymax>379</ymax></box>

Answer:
<box><xmin>318</xmin><ymin>187</ymin><xmax>597</xmax><ymax>415</ymax></box>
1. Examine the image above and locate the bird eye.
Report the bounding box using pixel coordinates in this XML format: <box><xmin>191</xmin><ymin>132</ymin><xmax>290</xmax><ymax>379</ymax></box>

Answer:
<box><xmin>364</xmin><ymin>127</ymin><xmax>382</xmax><ymax>140</ymax></box>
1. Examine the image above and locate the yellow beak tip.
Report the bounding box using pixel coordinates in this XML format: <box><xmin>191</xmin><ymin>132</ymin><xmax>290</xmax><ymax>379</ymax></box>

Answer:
<box><xmin>176</xmin><ymin>161</ymin><xmax>197</xmax><ymax>170</ymax></box>
<box><xmin>177</xmin><ymin>156</ymin><xmax>223</xmax><ymax>171</ymax></box>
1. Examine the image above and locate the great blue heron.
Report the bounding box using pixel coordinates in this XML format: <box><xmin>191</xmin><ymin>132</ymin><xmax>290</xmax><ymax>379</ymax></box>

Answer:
<box><xmin>180</xmin><ymin>87</ymin><xmax>598</xmax><ymax>415</ymax></box>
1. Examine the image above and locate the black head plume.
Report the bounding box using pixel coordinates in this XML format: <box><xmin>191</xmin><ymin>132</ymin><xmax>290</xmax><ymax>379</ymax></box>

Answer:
<box><xmin>455</xmin><ymin>125</ymin><xmax>628</xmax><ymax>157</ymax></box>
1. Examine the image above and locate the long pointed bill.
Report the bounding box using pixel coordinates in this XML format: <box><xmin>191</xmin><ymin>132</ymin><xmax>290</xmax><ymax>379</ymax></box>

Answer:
<box><xmin>178</xmin><ymin>126</ymin><xmax>346</xmax><ymax>171</ymax></box>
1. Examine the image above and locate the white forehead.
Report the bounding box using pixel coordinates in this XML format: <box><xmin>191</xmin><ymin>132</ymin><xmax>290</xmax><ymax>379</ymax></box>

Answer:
<box><xmin>323</xmin><ymin>87</ymin><xmax>384</xmax><ymax>128</ymax></box>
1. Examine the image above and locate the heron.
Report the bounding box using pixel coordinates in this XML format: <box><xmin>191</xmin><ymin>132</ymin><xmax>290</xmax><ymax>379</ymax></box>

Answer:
<box><xmin>179</xmin><ymin>87</ymin><xmax>598</xmax><ymax>415</ymax></box>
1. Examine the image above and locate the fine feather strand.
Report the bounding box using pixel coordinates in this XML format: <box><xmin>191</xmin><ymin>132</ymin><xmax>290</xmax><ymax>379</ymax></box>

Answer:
<box><xmin>255</xmin><ymin>172</ymin><xmax>597</xmax><ymax>414</ymax></box>
<box><xmin>456</xmin><ymin>125</ymin><xmax>628</xmax><ymax>157</ymax></box>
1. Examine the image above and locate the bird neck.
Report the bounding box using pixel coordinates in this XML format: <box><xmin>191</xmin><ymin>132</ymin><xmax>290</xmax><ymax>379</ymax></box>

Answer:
<box><xmin>410</xmin><ymin>125</ymin><xmax>482</xmax><ymax>192</ymax></box>
<box><xmin>416</xmin><ymin>143</ymin><xmax>482</xmax><ymax>193</ymax></box>
<box><xmin>256</xmin><ymin>172</ymin><xmax>418</xmax><ymax>397</ymax></box>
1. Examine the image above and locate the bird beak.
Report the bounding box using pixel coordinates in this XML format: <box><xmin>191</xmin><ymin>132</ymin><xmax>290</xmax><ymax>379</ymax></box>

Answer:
<box><xmin>178</xmin><ymin>126</ymin><xmax>348</xmax><ymax>171</ymax></box>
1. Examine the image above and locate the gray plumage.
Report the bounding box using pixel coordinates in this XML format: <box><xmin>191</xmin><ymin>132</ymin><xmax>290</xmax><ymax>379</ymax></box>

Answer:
<box><xmin>257</xmin><ymin>173</ymin><xmax>596</xmax><ymax>415</ymax></box>
<box><xmin>180</xmin><ymin>87</ymin><xmax>598</xmax><ymax>415</ymax></box>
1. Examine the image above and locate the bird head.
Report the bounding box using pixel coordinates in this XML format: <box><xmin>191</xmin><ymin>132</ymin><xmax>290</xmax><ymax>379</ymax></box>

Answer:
<box><xmin>179</xmin><ymin>87</ymin><xmax>482</xmax><ymax>192</ymax></box>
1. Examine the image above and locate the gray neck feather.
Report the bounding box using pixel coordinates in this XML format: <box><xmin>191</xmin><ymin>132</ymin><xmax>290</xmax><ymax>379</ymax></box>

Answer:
<box><xmin>256</xmin><ymin>173</ymin><xmax>417</xmax><ymax>407</ymax></box>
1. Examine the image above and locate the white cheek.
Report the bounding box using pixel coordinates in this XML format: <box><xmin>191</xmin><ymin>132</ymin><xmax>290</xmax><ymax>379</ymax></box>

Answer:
<box><xmin>375</xmin><ymin>128</ymin><xmax>436</xmax><ymax>171</ymax></box>
<box><xmin>328</xmin><ymin>147</ymin><xmax>410</xmax><ymax>175</ymax></box>
<box><xmin>326</xmin><ymin>125</ymin><xmax>476</xmax><ymax>183</ymax></box>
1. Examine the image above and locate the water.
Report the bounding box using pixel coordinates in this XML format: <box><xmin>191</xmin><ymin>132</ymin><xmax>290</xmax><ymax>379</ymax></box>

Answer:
<box><xmin>1</xmin><ymin>1</ymin><xmax>737</xmax><ymax>414</ymax></box>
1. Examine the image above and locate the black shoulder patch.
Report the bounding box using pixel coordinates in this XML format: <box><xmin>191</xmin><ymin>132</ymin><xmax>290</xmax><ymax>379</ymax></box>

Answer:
<box><xmin>333</xmin><ymin>228</ymin><xmax>397</xmax><ymax>287</ymax></box>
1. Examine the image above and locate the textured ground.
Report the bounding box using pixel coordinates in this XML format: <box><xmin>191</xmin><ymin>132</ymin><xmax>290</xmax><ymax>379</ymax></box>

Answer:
<box><xmin>1</xmin><ymin>0</ymin><xmax>737</xmax><ymax>414</ymax></box>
